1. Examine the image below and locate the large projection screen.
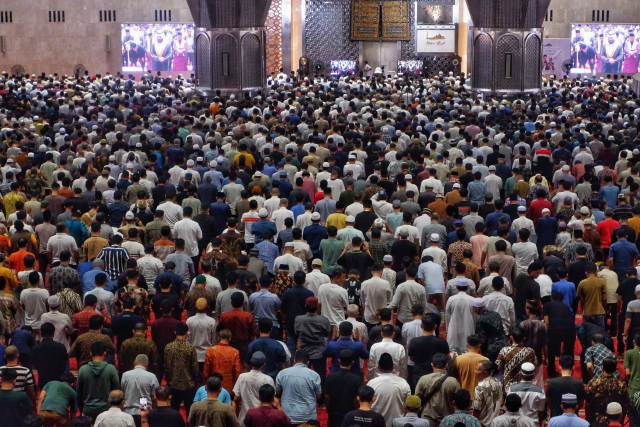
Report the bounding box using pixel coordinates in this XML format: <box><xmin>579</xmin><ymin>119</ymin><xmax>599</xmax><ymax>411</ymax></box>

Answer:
<box><xmin>570</xmin><ymin>24</ymin><xmax>640</xmax><ymax>74</ymax></box>
<box><xmin>121</xmin><ymin>24</ymin><xmax>195</xmax><ymax>72</ymax></box>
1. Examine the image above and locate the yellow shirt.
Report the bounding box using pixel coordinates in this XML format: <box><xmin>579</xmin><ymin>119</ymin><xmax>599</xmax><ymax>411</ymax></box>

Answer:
<box><xmin>232</xmin><ymin>152</ymin><xmax>255</xmax><ymax>168</ymax></box>
<box><xmin>628</xmin><ymin>217</ymin><xmax>640</xmax><ymax>234</ymax></box>
<box><xmin>326</xmin><ymin>213</ymin><xmax>347</xmax><ymax>230</ymax></box>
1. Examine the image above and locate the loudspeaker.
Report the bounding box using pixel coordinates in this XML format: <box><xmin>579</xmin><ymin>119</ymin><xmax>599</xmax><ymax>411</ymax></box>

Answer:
<box><xmin>105</xmin><ymin>35</ymin><xmax>111</xmax><ymax>52</ymax></box>
<box><xmin>0</xmin><ymin>36</ymin><xmax>5</xmax><ymax>53</ymax></box>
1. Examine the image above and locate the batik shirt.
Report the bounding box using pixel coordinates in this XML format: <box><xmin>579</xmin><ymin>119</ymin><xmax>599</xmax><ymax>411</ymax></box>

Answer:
<box><xmin>586</xmin><ymin>376</ymin><xmax>629</xmax><ymax>423</ymax></box>
<box><xmin>496</xmin><ymin>345</ymin><xmax>538</xmax><ymax>391</ymax></box>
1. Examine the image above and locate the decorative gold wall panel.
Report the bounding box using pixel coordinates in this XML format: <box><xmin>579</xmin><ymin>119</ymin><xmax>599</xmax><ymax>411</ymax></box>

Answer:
<box><xmin>350</xmin><ymin>0</ymin><xmax>380</xmax><ymax>40</ymax></box>
<box><xmin>266</xmin><ymin>0</ymin><xmax>283</xmax><ymax>75</ymax></box>
<box><xmin>381</xmin><ymin>1</ymin><xmax>410</xmax><ymax>41</ymax></box>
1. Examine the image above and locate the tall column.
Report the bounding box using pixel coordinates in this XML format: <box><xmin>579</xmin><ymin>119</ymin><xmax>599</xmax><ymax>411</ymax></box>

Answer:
<box><xmin>291</xmin><ymin>0</ymin><xmax>304</xmax><ymax>68</ymax></box>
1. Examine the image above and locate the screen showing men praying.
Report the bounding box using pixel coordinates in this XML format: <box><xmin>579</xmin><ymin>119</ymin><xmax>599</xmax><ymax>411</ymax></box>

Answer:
<box><xmin>121</xmin><ymin>23</ymin><xmax>195</xmax><ymax>72</ymax></box>
<box><xmin>570</xmin><ymin>24</ymin><xmax>640</xmax><ymax>74</ymax></box>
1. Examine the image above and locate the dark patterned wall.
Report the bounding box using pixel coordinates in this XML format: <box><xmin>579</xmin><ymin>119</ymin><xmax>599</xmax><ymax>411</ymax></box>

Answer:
<box><xmin>305</xmin><ymin>0</ymin><xmax>359</xmax><ymax>71</ymax></box>
<box><xmin>473</xmin><ymin>32</ymin><xmax>493</xmax><ymax>89</ymax></box>
<box><xmin>213</xmin><ymin>34</ymin><xmax>239</xmax><ymax>88</ymax></box>
<box><xmin>196</xmin><ymin>33</ymin><xmax>212</xmax><ymax>89</ymax></box>
<box><xmin>242</xmin><ymin>33</ymin><xmax>263</xmax><ymax>88</ymax></box>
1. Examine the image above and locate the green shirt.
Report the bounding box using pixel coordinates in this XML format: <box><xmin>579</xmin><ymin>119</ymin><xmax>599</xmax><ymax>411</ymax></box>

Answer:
<box><xmin>319</xmin><ymin>238</ymin><xmax>345</xmax><ymax>275</ymax></box>
<box><xmin>0</xmin><ymin>389</ymin><xmax>33</xmax><ymax>426</ymax></box>
<box><xmin>41</xmin><ymin>381</ymin><xmax>77</xmax><ymax>417</ymax></box>
<box><xmin>624</xmin><ymin>347</ymin><xmax>640</xmax><ymax>397</ymax></box>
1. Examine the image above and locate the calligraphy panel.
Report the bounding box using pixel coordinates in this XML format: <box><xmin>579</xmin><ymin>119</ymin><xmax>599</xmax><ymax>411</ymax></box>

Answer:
<box><xmin>381</xmin><ymin>0</ymin><xmax>410</xmax><ymax>41</ymax></box>
<box><xmin>351</xmin><ymin>0</ymin><xmax>380</xmax><ymax>40</ymax></box>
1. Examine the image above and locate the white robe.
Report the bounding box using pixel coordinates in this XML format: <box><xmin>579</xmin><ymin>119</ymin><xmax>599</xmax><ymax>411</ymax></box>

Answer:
<box><xmin>445</xmin><ymin>292</ymin><xmax>476</xmax><ymax>351</ymax></box>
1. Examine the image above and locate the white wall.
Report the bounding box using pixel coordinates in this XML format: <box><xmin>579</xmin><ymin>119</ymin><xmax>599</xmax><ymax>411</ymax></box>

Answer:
<box><xmin>0</xmin><ymin>0</ymin><xmax>192</xmax><ymax>75</ymax></box>
<box><xmin>543</xmin><ymin>0</ymin><xmax>640</xmax><ymax>38</ymax></box>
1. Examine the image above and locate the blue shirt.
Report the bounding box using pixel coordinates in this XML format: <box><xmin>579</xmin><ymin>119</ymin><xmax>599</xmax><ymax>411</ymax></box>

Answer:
<box><xmin>592</xmin><ymin>209</ymin><xmax>605</xmax><ymax>224</ymax></box>
<box><xmin>599</xmin><ymin>184</ymin><xmax>620</xmax><ymax>209</ymax></box>
<box><xmin>194</xmin><ymin>386</ymin><xmax>231</xmax><ymax>403</ymax></box>
<box><xmin>248</xmin><ymin>289</ymin><xmax>282</xmax><ymax>327</ymax></box>
<box><xmin>281</xmin><ymin>286</ymin><xmax>314</xmax><ymax>332</ymax></box>
<box><xmin>82</xmin><ymin>267</ymin><xmax>106</xmax><ymax>294</ymax></box>
<box><xmin>77</xmin><ymin>262</ymin><xmax>94</xmax><ymax>284</ymax></box>
<box><xmin>209</xmin><ymin>201</ymin><xmax>232</xmax><ymax>236</ymax></box>
<box><xmin>303</xmin><ymin>224</ymin><xmax>329</xmax><ymax>255</ymax></box>
<box><xmin>548</xmin><ymin>413</ymin><xmax>589</xmax><ymax>427</ymax></box>
<box><xmin>108</xmin><ymin>202</ymin><xmax>130</xmax><ymax>227</ymax></box>
<box><xmin>64</xmin><ymin>219</ymin><xmax>88</xmax><ymax>247</ymax></box>
<box><xmin>609</xmin><ymin>239</ymin><xmax>640</xmax><ymax>274</ymax></box>
<box><xmin>552</xmin><ymin>280</ymin><xmax>577</xmax><ymax>312</ymax></box>
<box><xmin>246</xmin><ymin>336</ymin><xmax>288</xmax><ymax>380</ymax></box>
<box><xmin>255</xmin><ymin>240</ymin><xmax>280</xmax><ymax>275</ymax></box>
<box><xmin>275</xmin><ymin>363</ymin><xmax>322</xmax><ymax>424</ymax></box>
<box><xmin>467</xmin><ymin>181</ymin><xmax>487</xmax><ymax>205</ymax></box>
<box><xmin>251</xmin><ymin>219</ymin><xmax>278</xmax><ymax>245</ymax></box>
<box><xmin>485</xmin><ymin>211</ymin><xmax>510</xmax><ymax>234</ymax></box>
<box><xmin>153</xmin><ymin>271</ymin><xmax>184</xmax><ymax>296</ymax></box>
<box><xmin>418</xmin><ymin>261</ymin><xmax>446</xmax><ymax>294</ymax></box>
<box><xmin>322</xmin><ymin>338</ymin><xmax>370</xmax><ymax>375</ymax></box>
<box><xmin>392</xmin><ymin>413</ymin><xmax>430</xmax><ymax>427</ymax></box>
<box><xmin>8</xmin><ymin>329</ymin><xmax>34</xmax><ymax>356</ymax></box>
<box><xmin>291</xmin><ymin>204</ymin><xmax>306</xmax><ymax>221</ymax></box>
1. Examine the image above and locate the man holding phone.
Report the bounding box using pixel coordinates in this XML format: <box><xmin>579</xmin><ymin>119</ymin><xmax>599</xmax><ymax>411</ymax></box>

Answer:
<box><xmin>121</xmin><ymin>354</ymin><xmax>159</xmax><ymax>427</ymax></box>
<box><xmin>140</xmin><ymin>385</ymin><xmax>186</xmax><ymax>427</ymax></box>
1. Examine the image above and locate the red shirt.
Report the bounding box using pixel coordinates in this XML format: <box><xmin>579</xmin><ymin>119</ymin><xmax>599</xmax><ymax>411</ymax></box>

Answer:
<box><xmin>244</xmin><ymin>406</ymin><xmax>291</xmax><ymax>427</ymax></box>
<box><xmin>528</xmin><ymin>199</ymin><xmax>553</xmax><ymax>225</ymax></box>
<box><xmin>151</xmin><ymin>316</ymin><xmax>180</xmax><ymax>352</ymax></box>
<box><xmin>597</xmin><ymin>218</ymin><xmax>621</xmax><ymax>248</ymax></box>
<box><xmin>73</xmin><ymin>306</ymin><xmax>112</xmax><ymax>335</ymax></box>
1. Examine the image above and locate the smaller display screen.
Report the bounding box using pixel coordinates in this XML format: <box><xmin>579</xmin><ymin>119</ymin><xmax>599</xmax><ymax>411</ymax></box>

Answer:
<box><xmin>330</xmin><ymin>60</ymin><xmax>357</xmax><ymax>76</ymax></box>
<box><xmin>398</xmin><ymin>60</ymin><xmax>424</xmax><ymax>74</ymax></box>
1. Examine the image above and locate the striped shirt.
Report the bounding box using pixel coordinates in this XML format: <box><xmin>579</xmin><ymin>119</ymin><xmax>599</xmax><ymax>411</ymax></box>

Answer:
<box><xmin>0</xmin><ymin>365</ymin><xmax>34</xmax><ymax>392</ymax></box>
<box><xmin>96</xmin><ymin>245</ymin><xmax>130</xmax><ymax>280</ymax></box>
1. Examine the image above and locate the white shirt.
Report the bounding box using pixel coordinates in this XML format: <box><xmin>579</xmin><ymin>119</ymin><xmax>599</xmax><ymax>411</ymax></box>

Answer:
<box><xmin>368</xmin><ymin>373</ymin><xmax>411</xmax><ymax>427</ymax></box>
<box><xmin>189</xmin><ymin>275</ymin><xmax>223</xmax><ymax>300</ymax></box>
<box><xmin>511</xmin><ymin>216</ymin><xmax>536</xmax><ymax>237</ymax></box>
<box><xmin>94</xmin><ymin>407</ymin><xmax>135</xmax><ymax>427</ymax></box>
<box><xmin>271</xmin><ymin>207</ymin><xmax>294</xmax><ymax>238</ymax></box>
<box><xmin>368</xmin><ymin>339</ymin><xmax>408</xmax><ymax>380</ymax></box>
<box><xmin>361</xmin><ymin>276</ymin><xmax>393</xmax><ymax>324</ymax></box>
<box><xmin>173</xmin><ymin>217</ymin><xmax>203</xmax><ymax>257</ymax></box>
<box><xmin>445</xmin><ymin>292</ymin><xmax>476</xmax><ymax>351</ymax></box>
<box><xmin>317</xmin><ymin>283</ymin><xmax>349</xmax><ymax>327</ymax></box>
<box><xmin>413</xmin><ymin>215</ymin><xmax>432</xmax><ymax>246</ymax></box>
<box><xmin>40</xmin><ymin>310</ymin><xmax>74</xmax><ymax>350</ymax></box>
<box><xmin>233</xmin><ymin>370</ymin><xmax>275</xmax><ymax>425</ymax></box>
<box><xmin>186</xmin><ymin>313</ymin><xmax>217</xmax><ymax>362</ymax></box>
<box><xmin>304</xmin><ymin>270</ymin><xmax>330</xmax><ymax>295</ymax></box>
<box><xmin>273</xmin><ymin>253</ymin><xmax>304</xmax><ymax>277</ymax></box>
<box><xmin>484</xmin><ymin>174</ymin><xmax>503</xmax><ymax>199</ymax></box>
<box><xmin>478</xmin><ymin>273</ymin><xmax>512</xmax><ymax>296</ymax></box>
<box><xmin>136</xmin><ymin>255</ymin><xmax>165</xmax><ymax>294</ymax></box>
<box><xmin>387</xmin><ymin>280</ymin><xmax>427</xmax><ymax>324</ymax></box>
<box><xmin>483</xmin><ymin>291</ymin><xmax>516</xmax><ymax>335</ymax></box>
<box><xmin>345</xmin><ymin>317</ymin><xmax>369</xmax><ymax>347</ymax></box>
<box><xmin>421</xmin><ymin>246</ymin><xmax>447</xmax><ymax>271</ymax></box>
<box><xmin>156</xmin><ymin>201</ymin><xmax>183</xmax><ymax>230</ymax></box>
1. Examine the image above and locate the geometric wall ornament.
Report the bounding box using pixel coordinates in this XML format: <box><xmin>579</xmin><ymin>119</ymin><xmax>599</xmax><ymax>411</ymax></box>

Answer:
<box><xmin>265</xmin><ymin>0</ymin><xmax>283</xmax><ymax>74</ymax></box>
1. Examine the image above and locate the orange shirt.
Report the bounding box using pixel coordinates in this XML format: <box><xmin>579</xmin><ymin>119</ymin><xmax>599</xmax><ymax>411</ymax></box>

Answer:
<box><xmin>202</xmin><ymin>343</ymin><xmax>242</xmax><ymax>393</ymax></box>
<box><xmin>8</xmin><ymin>250</ymin><xmax>37</xmax><ymax>274</ymax></box>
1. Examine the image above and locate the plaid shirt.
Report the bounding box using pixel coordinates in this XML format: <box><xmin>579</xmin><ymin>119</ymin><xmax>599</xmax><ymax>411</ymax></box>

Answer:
<box><xmin>368</xmin><ymin>240</ymin><xmax>389</xmax><ymax>265</ymax></box>
<box><xmin>585</xmin><ymin>343</ymin><xmax>618</xmax><ymax>380</ymax></box>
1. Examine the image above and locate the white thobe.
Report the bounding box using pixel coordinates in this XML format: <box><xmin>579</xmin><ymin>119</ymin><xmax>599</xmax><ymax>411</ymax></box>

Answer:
<box><xmin>445</xmin><ymin>292</ymin><xmax>476</xmax><ymax>351</ymax></box>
